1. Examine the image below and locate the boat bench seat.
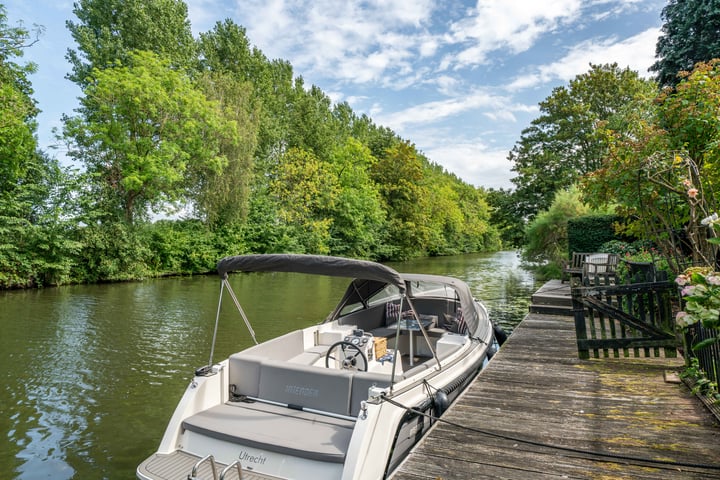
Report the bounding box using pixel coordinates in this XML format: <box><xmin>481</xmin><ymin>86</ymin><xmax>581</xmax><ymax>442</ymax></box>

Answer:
<box><xmin>228</xmin><ymin>354</ymin><xmax>393</xmax><ymax>417</ymax></box>
<box><xmin>259</xmin><ymin>360</ymin><xmax>354</xmax><ymax>415</ymax></box>
<box><xmin>287</xmin><ymin>345</ymin><xmax>330</xmax><ymax>365</ymax></box>
<box><xmin>182</xmin><ymin>401</ymin><xmax>354</xmax><ymax>463</ymax></box>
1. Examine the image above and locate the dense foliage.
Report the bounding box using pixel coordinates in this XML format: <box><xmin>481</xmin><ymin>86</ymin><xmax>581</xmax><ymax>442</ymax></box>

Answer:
<box><xmin>650</xmin><ymin>0</ymin><xmax>720</xmax><ymax>88</ymax></box>
<box><xmin>508</xmin><ymin>64</ymin><xmax>656</xmax><ymax>219</ymax></box>
<box><xmin>582</xmin><ymin>60</ymin><xmax>720</xmax><ymax>273</ymax></box>
<box><xmin>520</xmin><ymin>188</ymin><xmax>605</xmax><ymax>279</ymax></box>
<box><xmin>566</xmin><ymin>215</ymin><xmax>624</xmax><ymax>256</ymax></box>
<box><xmin>0</xmin><ymin>1</ymin><xmax>500</xmax><ymax>288</ymax></box>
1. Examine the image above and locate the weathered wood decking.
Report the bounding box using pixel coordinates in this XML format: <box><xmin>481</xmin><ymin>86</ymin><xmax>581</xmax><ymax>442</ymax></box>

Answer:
<box><xmin>391</xmin><ymin>281</ymin><xmax>720</xmax><ymax>479</ymax></box>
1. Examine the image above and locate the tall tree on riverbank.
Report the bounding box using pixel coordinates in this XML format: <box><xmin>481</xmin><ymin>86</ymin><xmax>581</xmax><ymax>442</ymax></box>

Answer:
<box><xmin>581</xmin><ymin>61</ymin><xmax>720</xmax><ymax>273</ymax></box>
<box><xmin>650</xmin><ymin>0</ymin><xmax>720</xmax><ymax>88</ymax></box>
<box><xmin>372</xmin><ymin>141</ymin><xmax>430</xmax><ymax>260</ymax></box>
<box><xmin>196</xmin><ymin>19</ymin><xmax>294</xmax><ymax>166</ymax></box>
<box><xmin>0</xmin><ymin>3</ymin><xmax>41</xmax><ymax>286</ymax></box>
<box><xmin>192</xmin><ymin>71</ymin><xmax>259</xmax><ymax>227</ymax></box>
<box><xmin>0</xmin><ymin>5</ymin><xmax>79</xmax><ymax>287</ymax></box>
<box><xmin>66</xmin><ymin>0</ymin><xmax>196</xmax><ymax>86</ymax></box>
<box><xmin>508</xmin><ymin>63</ymin><xmax>656</xmax><ymax>219</ymax></box>
<box><xmin>63</xmin><ymin>51</ymin><xmax>238</xmax><ymax>224</ymax></box>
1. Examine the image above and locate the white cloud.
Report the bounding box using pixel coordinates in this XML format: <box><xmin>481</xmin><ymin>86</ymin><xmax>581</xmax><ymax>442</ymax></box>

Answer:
<box><xmin>424</xmin><ymin>141</ymin><xmax>514</xmax><ymax>189</ymax></box>
<box><xmin>434</xmin><ymin>75</ymin><xmax>462</xmax><ymax>96</ymax></box>
<box><xmin>231</xmin><ymin>0</ymin><xmax>438</xmax><ymax>84</ymax></box>
<box><xmin>506</xmin><ymin>27</ymin><xmax>661</xmax><ymax>90</ymax></box>
<box><xmin>374</xmin><ymin>89</ymin><xmax>537</xmax><ymax>132</ymax></box>
<box><xmin>345</xmin><ymin>95</ymin><xmax>368</xmax><ymax>107</ymax></box>
<box><xmin>542</xmin><ymin>28</ymin><xmax>660</xmax><ymax>79</ymax></box>
<box><xmin>444</xmin><ymin>0</ymin><xmax>583</xmax><ymax>69</ymax></box>
<box><xmin>375</xmin><ymin>92</ymin><xmax>505</xmax><ymax>130</ymax></box>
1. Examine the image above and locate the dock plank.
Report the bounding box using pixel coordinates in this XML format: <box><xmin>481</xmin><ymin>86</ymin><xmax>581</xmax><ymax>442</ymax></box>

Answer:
<box><xmin>390</xmin><ymin>312</ymin><xmax>720</xmax><ymax>479</ymax></box>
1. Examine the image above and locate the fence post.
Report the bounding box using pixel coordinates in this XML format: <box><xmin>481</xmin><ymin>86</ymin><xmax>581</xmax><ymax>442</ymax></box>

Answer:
<box><xmin>571</xmin><ymin>286</ymin><xmax>590</xmax><ymax>359</ymax></box>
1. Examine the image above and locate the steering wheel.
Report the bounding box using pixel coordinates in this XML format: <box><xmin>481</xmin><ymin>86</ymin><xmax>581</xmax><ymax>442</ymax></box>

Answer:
<box><xmin>325</xmin><ymin>341</ymin><xmax>368</xmax><ymax>371</ymax></box>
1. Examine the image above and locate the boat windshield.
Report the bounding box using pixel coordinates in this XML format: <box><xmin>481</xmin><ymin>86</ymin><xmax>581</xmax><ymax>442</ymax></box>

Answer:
<box><xmin>408</xmin><ymin>280</ymin><xmax>458</xmax><ymax>300</ymax></box>
<box><xmin>338</xmin><ymin>284</ymin><xmax>401</xmax><ymax>316</ymax></box>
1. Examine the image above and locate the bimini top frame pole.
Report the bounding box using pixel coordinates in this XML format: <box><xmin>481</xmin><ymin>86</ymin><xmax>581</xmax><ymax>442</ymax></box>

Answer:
<box><xmin>206</xmin><ymin>278</ymin><xmax>259</xmax><ymax>370</ymax></box>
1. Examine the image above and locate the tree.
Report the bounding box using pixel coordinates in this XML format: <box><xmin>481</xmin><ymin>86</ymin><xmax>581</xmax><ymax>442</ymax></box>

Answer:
<box><xmin>486</xmin><ymin>188</ymin><xmax>525</xmax><ymax>247</ymax></box>
<box><xmin>66</xmin><ymin>0</ymin><xmax>196</xmax><ymax>86</ymax></box>
<box><xmin>192</xmin><ymin>71</ymin><xmax>259</xmax><ymax>227</ymax></box>
<box><xmin>659</xmin><ymin>60</ymin><xmax>720</xmax><ymax>167</ymax></box>
<box><xmin>0</xmin><ymin>6</ymin><xmax>80</xmax><ymax>287</ymax></box>
<box><xmin>371</xmin><ymin>141</ymin><xmax>430</xmax><ymax>259</ymax></box>
<box><xmin>650</xmin><ymin>0</ymin><xmax>720</xmax><ymax>88</ymax></box>
<box><xmin>451</xmin><ymin>182</ymin><xmax>499</xmax><ymax>252</ymax></box>
<box><xmin>523</xmin><ymin>187</ymin><xmax>593</xmax><ymax>272</ymax></box>
<box><xmin>509</xmin><ymin>63</ymin><xmax>656</xmax><ymax>218</ymax></box>
<box><xmin>196</xmin><ymin>19</ymin><xmax>294</xmax><ymax>163</ymax></box>
<box><xmin>63</xmin><ymin>51</ymin><xmax>237</xmax><ymax>224</ymax></box>
<box><xmin>270</xmin><ymin>147</ymin><xmax>338</xmax><ymax>253</ymax></box>
<box><xmin>426</xmin><ymin>177</ymin><xmax>473</xmax><ymax>256</ymax></box>
<box><xmin>286</xmin><ymin>80</ymin><xmax>337</xmax><ymax>160</ymax></box>
<box><xmin>0</xmin><ymin>5</ymin><xmax>39</xmax><ymax>191</ymax></box>
<box><xmin>582</xmin><ymin>61</ymin><xmax>720</xmax><ymax>273</ymax></box>
<box><xmin>327</xmin><ymin>138</ymin><xmax>385</xmax><ymax>258</ymax></box>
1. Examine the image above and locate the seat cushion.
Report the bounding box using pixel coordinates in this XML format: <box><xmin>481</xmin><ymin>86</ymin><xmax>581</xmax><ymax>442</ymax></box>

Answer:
<box><xmin>183</xmin><ymin>401</ymin><xmax>354</xmax><ymax>463</ymax></box>
<box><xmin>258</xmin><ymin>360</ymin><xmax>353</xmax><ymax>416</ymax></box>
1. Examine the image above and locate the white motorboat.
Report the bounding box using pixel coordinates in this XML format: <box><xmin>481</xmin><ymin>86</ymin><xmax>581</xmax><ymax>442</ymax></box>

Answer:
<box><xmin>137</xmin><ymin>254</ymin><xmax>500</xmax><ymax>480</ymax></box>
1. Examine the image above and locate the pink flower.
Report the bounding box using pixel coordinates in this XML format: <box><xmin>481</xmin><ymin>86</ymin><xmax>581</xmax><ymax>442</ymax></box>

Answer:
<box><xmin>676</xmin><ymin>311</ymin><xmax>691</xmax><ymax>326</ymax></box>
<box><xmin>675</xmin><ymin>274</ymin><xmax>689</xmax><ymax>286</ymax></box>
<box><xmin>707</xmin><ymin>275</ymin><xmax>720</xmax><ymax>286</ymax></box>
<box><xmin>681</xmin><ymin>285</ymin><xmax>696</xmax><ymax>296</ymax></box>
<box><xmin>688</xmin><ymin>188</ymin><xmax>699</xmax><ymax>198</ymax></box>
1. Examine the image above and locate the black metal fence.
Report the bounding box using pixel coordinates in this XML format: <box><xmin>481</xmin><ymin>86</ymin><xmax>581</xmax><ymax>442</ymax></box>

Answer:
<box><xmin>685</xmin><ymin>324</ymin><xmax>720</xmax><ymax>390</ymax></box>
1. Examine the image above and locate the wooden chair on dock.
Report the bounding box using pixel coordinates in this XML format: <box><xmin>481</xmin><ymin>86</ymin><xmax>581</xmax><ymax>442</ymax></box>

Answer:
<box><xmin>562</xmin><ymin>252</ymin><xmax>619</xmax><ymax>285</ymax></box>
<box><xmin>581</xmin><ymin>253</ymin><xmax>619</xmax><ymax>286</ymax></box>
<box><xmin>561</xmin><ymin>252</ymin><xmax>591</xmax><ymax>284</ymax></box>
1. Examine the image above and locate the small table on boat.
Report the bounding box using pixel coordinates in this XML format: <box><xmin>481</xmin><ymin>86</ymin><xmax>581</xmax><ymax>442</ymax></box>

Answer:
<box><xmin>387</xmin><ymin>316</ymin><xmax>435</xmax><ymax>366</ymax></box>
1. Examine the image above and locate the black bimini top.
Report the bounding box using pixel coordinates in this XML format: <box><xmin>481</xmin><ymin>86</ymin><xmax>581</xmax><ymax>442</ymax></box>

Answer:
<box><xmin>217</xmin><ymin>254</ymin><xmax>485</xmax><ymax>335</ymax></box>
<box><xmin>216</xmin><ymin>254</ymin><xmax>406</xmax><ymax>292</ymax></box>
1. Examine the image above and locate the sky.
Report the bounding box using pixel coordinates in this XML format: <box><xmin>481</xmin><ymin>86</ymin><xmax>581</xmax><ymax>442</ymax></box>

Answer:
<box><xmin>4</xmin><ymin>0</ymin><xmax>667</xmax><ymax>190</ymax></box>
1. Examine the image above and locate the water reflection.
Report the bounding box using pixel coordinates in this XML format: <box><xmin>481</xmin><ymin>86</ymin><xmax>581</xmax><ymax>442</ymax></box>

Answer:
<box><xmin>3</xmin><ymin>289</ymin><xmax>99</xmax><ymax>479</ymax></box>
<box><xmin>0</xmin><ymin>251</ymin><xmax>536</xmax><ymax>479</ymax></box>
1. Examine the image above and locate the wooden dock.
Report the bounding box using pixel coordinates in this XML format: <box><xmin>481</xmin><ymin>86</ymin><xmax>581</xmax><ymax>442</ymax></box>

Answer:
<box><xmin>391</xmin><ymin>281</ymin><xmax>720</xmax><ymax>479</ymax></box>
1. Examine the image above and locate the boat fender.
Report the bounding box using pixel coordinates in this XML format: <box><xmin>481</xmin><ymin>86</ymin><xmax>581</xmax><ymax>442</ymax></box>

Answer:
<box><xmin>442</xmin><ymin>373</ymin><xmax>470</xmax><ymax>397</ymax></box>
<box><xmin>433</xmin><ymin>390</ymin><xmax>450</xmax><ymax>417</ymax></box>
<box><xmin>493</xmin><ymin>323</ymin><xmax>508</xmax><ymax>346</ymax></box>
<box><xmin>487</xmin><ymin>343</ymin><xmax>497</xmax><ymax>360</ymax></box>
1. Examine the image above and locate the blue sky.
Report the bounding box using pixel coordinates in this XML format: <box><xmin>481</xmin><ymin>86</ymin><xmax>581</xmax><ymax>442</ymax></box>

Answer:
<box><xmin>4</xmin><ymin>0</ymin><xmax>666</xmax><ymax>189</ymax></box>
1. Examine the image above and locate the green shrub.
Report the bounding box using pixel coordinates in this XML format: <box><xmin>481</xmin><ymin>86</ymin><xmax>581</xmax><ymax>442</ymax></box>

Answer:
<box><xmin>72</xmin><ymin>222</ymin><xmax>152</xmax><ymax>282</ymax></box>
<box><xmin>523</xmin><ymin>187</ymin><xmax>591</xmax><ymax>265</ymax></box>
<box><xmin>145</xmin><ymin>220</ymin><xmax>223</xmax><ymax>275</ymax></box>
<box><xmin>567</xmin><ymin>214</ymin><xmax>624</xmax><ymax>256</ymax></box>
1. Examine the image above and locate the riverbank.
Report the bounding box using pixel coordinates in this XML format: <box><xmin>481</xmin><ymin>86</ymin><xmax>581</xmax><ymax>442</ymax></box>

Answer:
<box><xmin>391</xmin><ymin>282</ymin><xmax>720</xmax><ymax>479</ymax></box>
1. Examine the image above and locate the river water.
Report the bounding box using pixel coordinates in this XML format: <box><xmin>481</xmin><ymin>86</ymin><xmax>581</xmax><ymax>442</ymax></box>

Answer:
<box><xmin>0</xmin><ymin>251</ymin><xmax>537</xmax><ymax>479</ymax></box>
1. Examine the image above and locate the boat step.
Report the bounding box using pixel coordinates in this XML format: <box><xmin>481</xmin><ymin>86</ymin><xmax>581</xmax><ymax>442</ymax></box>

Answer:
<box><xmin>138</xmin><ymin>451</ymin><xmax>285</xmax><ymax>480</ymax></box>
